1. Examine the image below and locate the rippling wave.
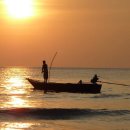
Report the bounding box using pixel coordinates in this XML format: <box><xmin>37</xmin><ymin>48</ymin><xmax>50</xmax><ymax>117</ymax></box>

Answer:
<box><xmin>91</xmin><ymin>94</ymin><xmax>122</xmax><ymax>98</ymax></box>
<box><xmin>0</xmin><ymin>108</ymin><xmax>130</xmax><ymax>120</ymax></box>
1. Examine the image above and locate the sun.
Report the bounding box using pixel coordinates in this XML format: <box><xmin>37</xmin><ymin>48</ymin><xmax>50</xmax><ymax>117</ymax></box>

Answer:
<box><xmin>4</xmin><ymin>0</ymin><xmax>34</xmax><ymax>19</ymax></box>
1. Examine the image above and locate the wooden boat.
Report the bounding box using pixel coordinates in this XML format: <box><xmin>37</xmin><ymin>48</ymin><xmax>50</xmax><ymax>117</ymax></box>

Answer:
<box><xmin>26</xmin><ymin>78</ymin><xmax>102</xmax><ymax>93</ymax></box>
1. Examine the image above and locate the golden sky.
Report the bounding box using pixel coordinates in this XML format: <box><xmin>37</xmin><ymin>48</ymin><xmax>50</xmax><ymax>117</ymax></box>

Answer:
<box><xmin>0</xmin><ymin>0</ymin><xmax>130</xmax><ymax>68</ymax></box>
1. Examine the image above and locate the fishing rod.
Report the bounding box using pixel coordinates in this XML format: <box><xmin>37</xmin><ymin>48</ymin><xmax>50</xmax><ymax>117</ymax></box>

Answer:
<box><xmin>98</xmin><ymin>81</ymin><xmax>130</xmax><ymax>87</ymax></box>
<box><xmin>48</xmin><ymin>52</ymin><xmax>58</xmax><ymax>82</ymax></box>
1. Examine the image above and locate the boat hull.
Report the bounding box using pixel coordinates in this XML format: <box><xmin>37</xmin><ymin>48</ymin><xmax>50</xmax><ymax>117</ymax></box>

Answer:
<box><xmin>27</xmin><ymin>78</ymin><xmax>102</xmax><ymax>93</ymax></box>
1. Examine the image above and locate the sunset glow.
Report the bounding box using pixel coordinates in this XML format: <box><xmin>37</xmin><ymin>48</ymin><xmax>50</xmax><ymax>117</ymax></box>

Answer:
<box><xmin>1</xmin><ymin>0</ymin><xmax>130</xmax><ymax>68</ymax></box>
<box><xmin>4</xmin><ymin>0</ymin><xmax>34</xmax><ymax>19</ymax></box>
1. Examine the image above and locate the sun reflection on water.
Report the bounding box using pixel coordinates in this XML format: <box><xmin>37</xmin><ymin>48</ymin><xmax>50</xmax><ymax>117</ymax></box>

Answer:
<box><xmin>5</xmin><ymin>68</ymin><xmax>26</xmax><ymax>88</ymax></box>
<box><xmin>6</xmin><ymin>76</ymin><xmax>27</xmax><ymax>95</ymax></box>
<box><xmin>2</xmin><ymin>96</ymin><xmax>31</xmax><ymax>108</ymax></box>
<box><xmin>1</xmin><ymin>67</ymin><xmax>33</xmax><ymax>108</ymax></box>
<box><xmin>1</xmin><ymin>122</ymin><xmax>34</xmax><ymax>130</ymax></box>
<box><xmin>2</xmin><ymin>67</ymin><xmax>31</xmax><ymax>90</ymax></box>
<box><xmin>7</xmin><ymin>77</ymin><xmax>24</xmax><ymax>87</ymax></box>
<box><xmin>9</xmin><ymin>96</ymin><xmax>27</xmax><ymax>108</ymax></box>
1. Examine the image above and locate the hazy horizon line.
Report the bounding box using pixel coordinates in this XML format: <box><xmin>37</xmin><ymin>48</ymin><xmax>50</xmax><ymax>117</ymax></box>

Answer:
<box><xmin>0</xmin><ymin>66</ymin><xmax>130</xmax><ymax>69</ymax></box>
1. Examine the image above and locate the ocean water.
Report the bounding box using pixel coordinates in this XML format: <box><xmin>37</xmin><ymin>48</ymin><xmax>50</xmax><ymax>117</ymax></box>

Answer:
<box><xmin>0</xmin><ymin>67</ymin><xmax>130</xmax><ymax>130</ymax></box>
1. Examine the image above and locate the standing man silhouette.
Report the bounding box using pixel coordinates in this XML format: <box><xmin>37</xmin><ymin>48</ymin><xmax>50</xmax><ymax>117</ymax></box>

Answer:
<box><xmin>42</xmin><ymin>60</ymin><xmax>48</xmax><ymax>83</ymax></box>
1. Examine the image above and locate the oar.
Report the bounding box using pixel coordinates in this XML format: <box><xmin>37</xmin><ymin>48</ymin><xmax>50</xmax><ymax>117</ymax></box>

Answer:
<box><xmin>98</xmin><ymin>81</ymin><xmax>130</xmax><ymax>86</ymax></box>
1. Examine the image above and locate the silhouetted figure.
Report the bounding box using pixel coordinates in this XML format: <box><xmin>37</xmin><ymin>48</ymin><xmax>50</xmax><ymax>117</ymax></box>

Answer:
<box><xmin>42</xmin><ymin>60</ymin><xmax>48</xmax><ymax>83</ymax></box>
<box><xmin>78</xmin><ymin>80</ymin><xmax>82</xmax><ymax>84</ymax></box>
<box><xmin>91</xmin><ymin>74</ymin><xmax>99</xmax><ymax>84</ymax></box>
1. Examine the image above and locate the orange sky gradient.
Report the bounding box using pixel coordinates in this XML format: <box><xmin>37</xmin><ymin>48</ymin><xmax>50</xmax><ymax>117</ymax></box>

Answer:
<box><xmin>0</xmin><ymin>0</ymin><xmax>130</xmax><ymax>68</ymax></box>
